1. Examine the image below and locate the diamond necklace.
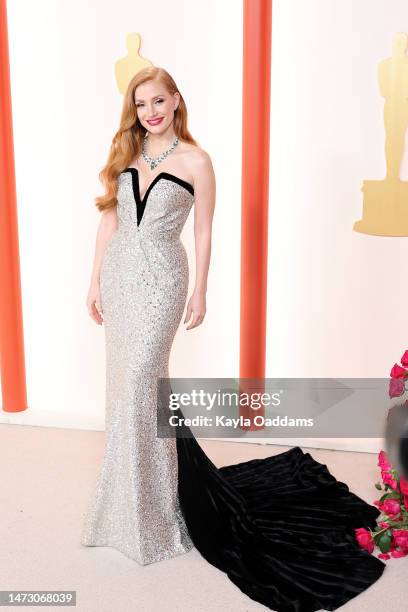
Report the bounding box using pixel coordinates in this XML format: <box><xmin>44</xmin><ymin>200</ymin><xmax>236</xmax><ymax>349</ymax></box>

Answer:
<box><xmin>142</xmin><ymin>132</ymin><xmax>179</xmax><ymax>170</ymax></box>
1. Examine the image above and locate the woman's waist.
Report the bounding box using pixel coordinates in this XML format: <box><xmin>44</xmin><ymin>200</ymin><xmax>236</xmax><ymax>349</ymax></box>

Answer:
<box><xmin>115</xmin><ymin>220</ymin><xmax>182</xmax><ymax>242</ymax></box>
<box><xmin>107</xmin><ymin>228</ymin><xmax>188</xmax><ymax>262</ymax></box>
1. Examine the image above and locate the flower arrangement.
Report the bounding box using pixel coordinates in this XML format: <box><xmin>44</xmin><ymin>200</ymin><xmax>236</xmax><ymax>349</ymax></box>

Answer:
<box><xmin>355</xmin><ymin>350</ymin><xmax>408</xmax><ymax>560</ymax></box>
<box><xmin>388</xmin><ymin>349</ymin><xmax>408</xmax><ymax>398</ymax></box>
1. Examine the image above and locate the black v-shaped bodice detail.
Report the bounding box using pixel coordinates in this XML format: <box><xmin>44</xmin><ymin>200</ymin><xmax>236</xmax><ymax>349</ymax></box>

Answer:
<box><xmin>123</xmin><ymin>168</ymin><xmax>194</xmax><ymax>227</ymax></box>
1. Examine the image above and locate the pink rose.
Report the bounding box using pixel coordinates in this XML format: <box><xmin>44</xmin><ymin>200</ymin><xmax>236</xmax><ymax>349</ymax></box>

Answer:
<box><xmin>390</xmin><ymin>363</ymin><xmax>408</xmax><ymax>379</ymax></box>
<box><xmin>399</xmin><ymin>476</ymin><xmax>408</xmax><ymax>508</ymax></box>
<box><xmin>381</xmin><ymin>469</ymin><xmax>398</xmax><ymax>490</ymax></box>
<box><xmin>392</xmin><ymin>529</ymin><xmax>408</xmax><ymax>551</ymax></box>
<box><xmin>401</xmin><ymin>350</ymin><xmax>408</xmax><ymax>367</ymax></box>
<box><xmin>400</xmin><ymin>475</ymin><xmax>408</xmax><ymax>495</ymax></box>
<box><xmin>355</xmin><ymin>527</ymin><xmax>374</xmax><ymax>553</ymax></box>
<box><xmin>382</xmin><ymin>499</ymin><xmax>401</xmax><ymax>518</ymax></box>
<box><xmin>378</xmin><ymin>450</ymin><xmax>391</xmax><ymax>470</ymax></box>
<box><xmin>379</xmin><ymin>521</ymin><xmax>390</xmax><ymax>528</ymax></box>
<box><xmin>389</xmin><ymin>377</ymin><xmax>405</xmax><ymax>398</ymax></box>
<box><xmin>378</xmin><ymin>553</ymin><xmax>391</xmax><ymax>560</ymax></box>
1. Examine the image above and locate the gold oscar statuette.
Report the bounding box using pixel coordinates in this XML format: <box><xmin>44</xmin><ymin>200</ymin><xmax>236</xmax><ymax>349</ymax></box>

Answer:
<box><xmin>115</xmin><ymin>33</ymin><xmax>152</xmax><ymax>95</ymax></box>
<box><xmin>354</xmin><ymin>32</ymin><xmax>408</xmax><ymax>236</ymax></box>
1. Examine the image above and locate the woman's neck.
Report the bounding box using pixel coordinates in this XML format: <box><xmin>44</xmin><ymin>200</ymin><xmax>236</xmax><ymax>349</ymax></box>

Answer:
<box><xmin>144</xmin><ymin>129</ymin><xmax>177</xmax><ymax>155</ymax></box>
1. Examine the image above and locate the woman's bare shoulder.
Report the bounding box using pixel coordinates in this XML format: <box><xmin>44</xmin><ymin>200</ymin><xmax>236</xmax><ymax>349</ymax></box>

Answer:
<box><xmin>181</xmin><ymin>143</ymin><xmax>213</xmax><ymax>171</ymax></box>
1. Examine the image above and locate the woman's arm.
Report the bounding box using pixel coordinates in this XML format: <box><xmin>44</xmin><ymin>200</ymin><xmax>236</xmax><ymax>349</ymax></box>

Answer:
<box><xmin>184</xmin><ymin>151</ymin><xmax>216</xmax><ymax>330</ymax></box>
<box><xmin>86</xmin><ymin>207</ymin><xmax>118</xmax><ymax>325</ymax></box>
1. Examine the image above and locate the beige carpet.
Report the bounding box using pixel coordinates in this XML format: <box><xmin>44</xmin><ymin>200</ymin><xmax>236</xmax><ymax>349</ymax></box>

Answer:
<box><xmin>1</xmin><ymin>423</ymin><xmax>407</xmax><ymax>612</ymax></box>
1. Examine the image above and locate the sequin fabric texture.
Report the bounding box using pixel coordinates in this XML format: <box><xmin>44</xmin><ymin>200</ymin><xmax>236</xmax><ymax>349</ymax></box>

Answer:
<box><xmin>80</xmin><ymin>169</ymin><xmax>195</xmax><ymax>565</ymax></box>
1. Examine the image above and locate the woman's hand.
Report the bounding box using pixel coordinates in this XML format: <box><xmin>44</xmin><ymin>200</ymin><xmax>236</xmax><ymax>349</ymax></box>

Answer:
<box><xmin>86</xmin><ymin>281</ymin><xmax>103</xmax><ymax>325</ymax></box>
<box><xmin>184</xmin><ymin>290</ymin><xmax>206</xmax><ymax>330</ymax></box>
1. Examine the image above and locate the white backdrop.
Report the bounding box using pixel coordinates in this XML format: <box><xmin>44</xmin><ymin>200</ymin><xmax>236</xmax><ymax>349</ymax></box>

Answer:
<box><xmin>266</xmin><ymin>0</ymin><xmax>408</xmax><ymax>452</ymax></box>
<box><xmin>2</xmin><ymin>1</ymin><xmax>407</xmax><ymax>454</ymax></box>
<box><xmin>2</xmin><ymin>0</ymin><xmax>242</xmax><ymax>429</ymax></box>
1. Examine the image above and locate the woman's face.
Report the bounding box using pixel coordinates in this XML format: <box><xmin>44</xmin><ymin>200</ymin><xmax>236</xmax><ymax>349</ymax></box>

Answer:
<box><xmin>134</xmin><ymin>80</ymin><xmax>179</xmax><ymax>134</ymax></box>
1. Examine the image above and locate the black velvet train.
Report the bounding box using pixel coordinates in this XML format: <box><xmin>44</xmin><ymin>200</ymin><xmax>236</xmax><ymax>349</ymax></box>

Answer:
<box><xmin>175</xmin><ymin>410</ymin><xmax>385</xmax><ymax>612</ymax></box>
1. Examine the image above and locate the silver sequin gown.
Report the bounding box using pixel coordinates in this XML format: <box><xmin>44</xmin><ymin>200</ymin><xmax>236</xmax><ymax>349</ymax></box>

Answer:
<box><xmin>80</xmin><ymin>168</ymin><xmax>386</xmax><ymax>612</ymax></box>
<box><xmin>80</xmin><ymin>167</ymin><xmax>195</xmax><ymax>565</ymax></box>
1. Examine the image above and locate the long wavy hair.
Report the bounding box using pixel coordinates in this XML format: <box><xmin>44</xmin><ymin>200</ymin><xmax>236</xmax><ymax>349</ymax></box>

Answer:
<box><xmin>95</xmin><ymin>66</ymin><xmax>198</xmax><ymax>212</ymax></box>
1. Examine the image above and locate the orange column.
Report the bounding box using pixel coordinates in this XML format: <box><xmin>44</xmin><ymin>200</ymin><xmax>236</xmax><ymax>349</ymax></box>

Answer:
<box><xmin>0</xmin><ymin>0</ymin><xmax>27</xmax><ymax>412</ymax></box>
<box><xmin>240</xmin><ymin>0</ymin><xmax>272</xmax><ymax>424</ymax></box>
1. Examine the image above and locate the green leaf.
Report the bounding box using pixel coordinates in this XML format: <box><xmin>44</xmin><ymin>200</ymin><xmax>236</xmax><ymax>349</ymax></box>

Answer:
<box><xmin>375</xmin><ymin>483</ymin><xmax>383</xmax><ymax>490</ymax></box>
<box><xmin>386</xmin><ymin>519</ymin><xmax>403</xmax><ymax>528</ymax></box>
<box><xmin>377</xmin><ymin>533</ymin><xmax>392</xmax><ymax>553</ymax></box>
<box><xmin>379</xmin><ymin>491</ymin><xmax>401</xmax><ymax>502</ymax></box>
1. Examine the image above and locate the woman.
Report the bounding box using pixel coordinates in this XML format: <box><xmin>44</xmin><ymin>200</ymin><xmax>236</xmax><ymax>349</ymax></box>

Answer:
<box><xmin>81</xmin><ymin>66</ymin><xmax>385</xmax><ymax>611</ymax></box>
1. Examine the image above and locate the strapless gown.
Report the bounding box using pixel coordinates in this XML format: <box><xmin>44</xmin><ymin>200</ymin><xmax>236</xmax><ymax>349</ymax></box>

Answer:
<box><xmin>80</xmin><ymin>167</ymin><xmax>385</xmax><ymax>612</ymax></box>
